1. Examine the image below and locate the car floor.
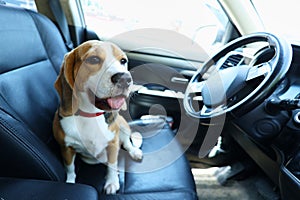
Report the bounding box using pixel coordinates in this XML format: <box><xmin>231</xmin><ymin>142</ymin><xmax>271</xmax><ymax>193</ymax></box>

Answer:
<box><xmin>192</xmin><ymin>166</ymin><xmax>280</xmax><ymax>200</ymax></box>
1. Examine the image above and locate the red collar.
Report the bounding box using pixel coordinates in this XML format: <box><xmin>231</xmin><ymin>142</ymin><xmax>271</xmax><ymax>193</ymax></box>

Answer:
<box><xmin>75</xmin><ymin>109</ymin><xmax>105</xmax><ymax>118</ymax></box>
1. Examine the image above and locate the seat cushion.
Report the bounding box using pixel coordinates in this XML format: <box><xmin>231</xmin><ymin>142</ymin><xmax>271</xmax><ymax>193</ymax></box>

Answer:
<box><xmin>75</xmin><ymin>121</ymin><xmax>198</xmax><ymax>199</ymax></box>
<box><xmin>0</xmin><ymin>177</ymin><xmax>98</xmax><ymax>200</ymax></box>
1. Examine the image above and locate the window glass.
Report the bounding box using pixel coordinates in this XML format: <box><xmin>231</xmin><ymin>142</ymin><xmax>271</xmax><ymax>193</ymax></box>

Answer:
<box><xmin>252</xmin><ymin>0</ymin><xmax>300</xmax><ymax>42</ymax></box>
<box><xmin>81</xmin><ymin>0</ymin><xmax>228</xmax><ymax>54</ymax></box>
<box><xmin>4</xmin><ymin>0</ymin><xmax>37</xmax><ymax>11</ymax></box>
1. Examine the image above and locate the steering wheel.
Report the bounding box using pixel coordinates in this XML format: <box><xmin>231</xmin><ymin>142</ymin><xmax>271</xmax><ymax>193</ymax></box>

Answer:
<box><xmin>184</xmin><ymin>32</ymin><xmax>292</xmax><ymax>120</ymax></box>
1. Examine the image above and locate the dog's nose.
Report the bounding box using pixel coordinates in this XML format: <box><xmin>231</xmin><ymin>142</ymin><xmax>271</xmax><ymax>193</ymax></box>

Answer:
<box><xmin>111</xmin><ymin>72</ymin><xmax>132</xmax><ymax>88</ymax></box>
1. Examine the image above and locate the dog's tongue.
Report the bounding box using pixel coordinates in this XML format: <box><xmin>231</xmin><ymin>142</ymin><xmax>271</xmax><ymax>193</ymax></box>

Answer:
<box><xmin>107</xmin><ymin>96</ymin><xmax>125</xmax><ymax>110</ymax></box>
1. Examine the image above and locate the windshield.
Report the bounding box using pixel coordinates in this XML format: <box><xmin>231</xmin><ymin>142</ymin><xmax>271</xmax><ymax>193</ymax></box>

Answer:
<box><xmin>82</xmin><ymin>0</ymin><xmax>228</xmax><ymax>55</ymax></box>
<box><xmin>252</xmin><ymin>0</ymin><xmax>300</xmax><ymax>42</ymax></box>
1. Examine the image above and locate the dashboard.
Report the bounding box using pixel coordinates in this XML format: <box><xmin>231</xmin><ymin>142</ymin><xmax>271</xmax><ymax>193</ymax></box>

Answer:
<box><xmin>232</xmin><ymin>44</ymin><xmax>300</xmax><ymax>183</ymax></box>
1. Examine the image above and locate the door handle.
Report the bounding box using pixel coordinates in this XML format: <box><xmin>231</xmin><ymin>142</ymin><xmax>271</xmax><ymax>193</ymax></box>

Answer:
<box><xmin>171</xmin><ymin>77</ymin><xmax>189</xmax><ymax>84</ymax></box>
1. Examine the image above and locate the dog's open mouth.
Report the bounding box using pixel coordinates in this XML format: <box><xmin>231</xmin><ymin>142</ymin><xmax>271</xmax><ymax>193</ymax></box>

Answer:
<box><xmin>94</xmin><ymin>95</ymin><xmax>126</xmax><ymax>110</ymax></box>
<box><xmin>87</xmin><ymin>89</ymin><xmax>126</xmax><ymax>111</ymax></box>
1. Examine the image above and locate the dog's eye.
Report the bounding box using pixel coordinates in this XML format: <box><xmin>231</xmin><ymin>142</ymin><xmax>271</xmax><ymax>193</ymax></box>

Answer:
<box><xmin>85</xmin><ymin>56</ymin><xmax>101</xmax><ymax>65</ymax></box>
<box><xmin>120</xmin><ymin>58</ymin><xmax>127</xmax><ymax>65</ymax></box>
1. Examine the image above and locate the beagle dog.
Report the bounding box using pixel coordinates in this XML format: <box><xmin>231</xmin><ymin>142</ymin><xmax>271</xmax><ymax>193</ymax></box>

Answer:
<box><xmin>52</xmin><ymin>40</ymin><xmax>143</xmax><ymax>194</ymax></box>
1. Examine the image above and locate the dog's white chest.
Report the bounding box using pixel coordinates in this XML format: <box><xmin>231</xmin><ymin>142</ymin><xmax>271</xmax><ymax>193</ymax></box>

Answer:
<box><xmin>60</xmin><ymin>115</ymin><xmax>115</xmax><ymax>164</ymax></box>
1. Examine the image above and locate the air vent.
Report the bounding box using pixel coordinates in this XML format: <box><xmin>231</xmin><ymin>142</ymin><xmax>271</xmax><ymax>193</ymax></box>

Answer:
<box><xmin>222</xmin><ymin>54</ymin><xmax>243</xmax><ymax>68</ymax></box>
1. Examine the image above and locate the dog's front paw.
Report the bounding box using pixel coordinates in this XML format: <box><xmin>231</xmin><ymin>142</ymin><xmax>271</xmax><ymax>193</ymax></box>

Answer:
<box><xmin>104</xmin><ymin>178</ymin><xmax>120</xmax><ymax>194</ymax></box>
<box><xmin>66</xmin><ymin>172</ymin><xmax>76</xmax><ymax>183</ymax></box>
<box><xmin>129</xmin><ymin>147</ymin><xmax>143</xmax><ymax>161</ymax></box>
<box><xmin>131</xmin><ymin>132</ymin><xmax>143</xmax><ymax>148</ymax></box>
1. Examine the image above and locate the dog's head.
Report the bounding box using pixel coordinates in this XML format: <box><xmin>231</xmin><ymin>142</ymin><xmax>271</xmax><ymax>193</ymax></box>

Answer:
<box><xmin>55</xmin><ymin>40</ymin><xmax>132</xmax><ymax>116</ymax></box>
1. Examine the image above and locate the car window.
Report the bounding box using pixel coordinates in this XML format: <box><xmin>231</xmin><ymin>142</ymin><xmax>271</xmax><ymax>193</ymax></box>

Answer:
<box><xmin>252</xmin><ymin>0</ymin><xmax>300</xmax><ymax>43</ymax></box>
<box><xmin>4</xmin><ymin>0</ymin><xmax>36</xmax><ymax>11</ymax></box>
<box><xmin>81</xmin><ymin>0</ymin><xmax>228</xmax><ymax>55</ymax></box>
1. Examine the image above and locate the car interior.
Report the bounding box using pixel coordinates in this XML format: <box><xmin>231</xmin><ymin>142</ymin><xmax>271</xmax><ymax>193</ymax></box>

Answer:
<box><xmin>0</xmin><ymin>0</ymin><xmax>299</xmax><ymax>199</ymax></box>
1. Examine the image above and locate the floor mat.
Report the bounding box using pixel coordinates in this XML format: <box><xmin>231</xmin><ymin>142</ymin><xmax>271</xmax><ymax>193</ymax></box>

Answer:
<box><xmin>192</xmin><ymin>167</ymin><xmax>280</xmax><ymax>200</ymax></box>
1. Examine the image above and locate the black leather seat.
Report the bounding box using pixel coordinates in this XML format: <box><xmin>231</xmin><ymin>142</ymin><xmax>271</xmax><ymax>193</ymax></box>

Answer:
<box><xmin>0</xmin><ymin>5</ymin><xmax>197</xmax><ymax>199</ymax></box>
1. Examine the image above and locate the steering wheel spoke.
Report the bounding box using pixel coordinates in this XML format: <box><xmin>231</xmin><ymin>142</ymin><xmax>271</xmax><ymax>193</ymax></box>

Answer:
<box><xmin>200</xmin><ymin>104</ymin><xmax>226</xmax><ymax>116</ymax></box>
<box><xmin>246</xmin><ymin>63</ymin><xmax>271</xmax><ymax>81</ymax></box>
<box><xmin>186</xmin><ymin>81</ymin><xmax>205</xmax><ymax>94</ymax></box>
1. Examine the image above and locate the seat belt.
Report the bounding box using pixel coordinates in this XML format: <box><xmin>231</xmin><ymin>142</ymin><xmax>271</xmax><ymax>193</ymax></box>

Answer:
<box><xmin>49</xmin><ymin>0</ymin><xmax>74</xmax><ymax>50</ymax></box>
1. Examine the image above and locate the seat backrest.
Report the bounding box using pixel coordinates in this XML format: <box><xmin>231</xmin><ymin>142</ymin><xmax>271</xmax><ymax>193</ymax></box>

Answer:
<box><xmin>0</xmin><ymin>5</ymin><xmax>68</xmax><ymax>181</ymax></box>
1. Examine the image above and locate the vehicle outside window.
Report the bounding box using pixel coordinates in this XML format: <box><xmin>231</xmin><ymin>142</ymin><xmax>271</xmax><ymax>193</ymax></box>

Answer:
<box><xmin>4</xmin><ymin>0</ymin><xmax>36</xmax><ymax>11</ymax></box>
<box><xmin>252</xmin><ymin>0</ymin><xmax>300</xmax><ymax>43</ymax></box>
<box><xmin>81</xmin><ymin>0</ymin><xmax>229</xmax><ymax>54</ymax></box>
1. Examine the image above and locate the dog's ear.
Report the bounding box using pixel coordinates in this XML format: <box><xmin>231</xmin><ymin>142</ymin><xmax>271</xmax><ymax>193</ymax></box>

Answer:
<box><xmin>54</xmin><ymin>51</ymin><xmax>79</xmax><ymax>116</ymax></box>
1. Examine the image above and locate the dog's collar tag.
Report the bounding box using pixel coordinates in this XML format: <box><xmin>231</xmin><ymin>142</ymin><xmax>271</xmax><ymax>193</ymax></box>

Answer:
<box><xmin>75</xmin><ymin>109</ymin><xmax>105</xmax><ymax>117</ymax></box>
